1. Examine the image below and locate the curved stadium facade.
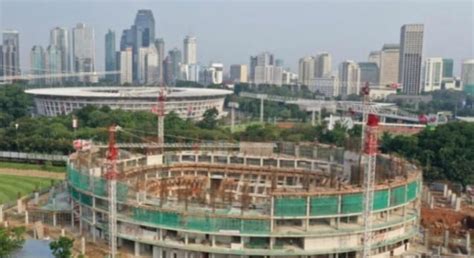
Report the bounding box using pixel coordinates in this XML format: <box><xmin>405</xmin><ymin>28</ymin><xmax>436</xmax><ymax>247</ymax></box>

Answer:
<box><xmin>25</xmin><ymin>87</ymin><xmax>233</xmax><ymax>119</ymax></box>
<box><xmin>67</xmin><ymin>143</ymin><xmax>421</xmax><ymax>258</ymax></box>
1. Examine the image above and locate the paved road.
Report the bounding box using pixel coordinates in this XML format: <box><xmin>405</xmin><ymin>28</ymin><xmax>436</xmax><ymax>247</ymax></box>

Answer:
<box><xmin>0</xmin><ymin>168</ymin><xmax>65</xmax><ymax>180</ymax></box>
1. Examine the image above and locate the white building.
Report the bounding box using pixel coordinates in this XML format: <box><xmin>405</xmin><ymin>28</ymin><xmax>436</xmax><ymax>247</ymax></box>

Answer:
<box><xmin>50</xmin><ymin>27</ymin><xmax>70</xmax><ymax>76</ymax></box>
<box><xmin>379</xmin><ymin>44</ymin><xmax>400</xmax><ymax>87</ymax></box>
<box><xmin>339</xmin><ymin>60</ymin><xmax>361</xmax><ymax>97</ymax></box>
<box><xmin>368</xmin><ymin>51</ymin><xmax>381</xmax><ymax>67</ymax></box>
<box><xmin>315</xmin><ymin>52</ymin><xmax>332</xmax><ymax>78</ymax></box>
<box><xmin>423</xmin><ymin>57</ymin><xmax>443</xmax><ymax>92</ymax></box>
<box><xmin>254</xmin><ymin>65</ymin><xmax>282</xmax><ymax>86</ymax></box>
<box><xmin>298</xmin><ymin>56</ymin><xmax>315</xmax><ymax>86</ymax></box>
<box><xmin>145</xmin><ymin>45</ymin><xmax>159</xmax><ymax>85</ymax></box>
<box><xmin>308</xmin><ymin>76</ymin><xmax>339</xmax><ymax>97</ymax></box>
<box><xmin>399</xmin><ymin>24</ymin><xmax>424</xmax><ymax>95</ymax></box>
<box><xmin>282</xmin><ymin>70</ymin><xmax>298</xmax><ymax>85</ymax></box>
<box><xmin>229</xmin><ymin>64</ymin><xmax>248</xmax><ymax>83</ymax></box>
<box><xmin>181</xmin><ymin>63</ymin><xmax>200</xmax><ymax>82</ymax></box>
<box><xmin>199</xmin><ymin>63</ymin><xmax>224</xmax><ymax>85</ymax></box>
<box><xmin>72</xmin><ymin>23</ymin><xmax>97</xmax><ymax>83</ymax></box>
<box><xmin>117</xmin><ymin>47</ymin><xmax>133</xmax><ymax>84</ymax></box>
<box><xmin>183</xmin><ymin>36</ymin><xmax>197</xmax><ymax>65</ymax></box>
<box><xmin>462</xmin><ymin>59</ymin><xmax>474</xmax><ymax>95</ymax></box>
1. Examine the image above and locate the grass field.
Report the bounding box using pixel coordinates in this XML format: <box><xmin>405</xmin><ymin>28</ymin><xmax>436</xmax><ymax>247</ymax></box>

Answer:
<box><xmin>0</xmin><ymin>175</ymin><xmax>56</xmax><ymax>204</ymax></box>
<box><xmin>0</xmin><ymin>161</ymin><xmax>65</xmax><ymax>173</ymax></box>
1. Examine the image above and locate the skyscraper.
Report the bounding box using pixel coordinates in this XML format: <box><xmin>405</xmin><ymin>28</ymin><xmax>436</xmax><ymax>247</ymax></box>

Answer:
<box><xmin>166</xmin><ymin>48</ymin><xmax>182</xmax><ymax>85</ymax></box>
<box><xmin>145</xmin><ymin>45</ymin><xmax>159</xmax><ymax>84</ymax></box>
<box><xmin>315</xmin><ymin>52</ymin><xmax>332</xmax><ymax>78</ymax></box>
<box><xmin>30</xmin><ymin>45</ymin><xmax>45</xmax><ymax>85</ymax></box>
<box><xmin>105</xmin><ymin>29</ymin><xmax>117</xmax><ymax>82</ymax></box>
<box><xmin>423</xmin><ymin>57</ymin><xmax>443</xmax><ymax>92</ymax></box>
<box><xmin>50</xmin><ymin>27</ymin><xmax>70</xmax><ymax>75</ymax></box>
<box><xmin>132</xmin><ymin>10</ymin><xmax>155</xmax><ymax>82</ymax></box>
<box><xmin>117</xmin><ymin>47</ymin><xmax>133</xmax><ymax>85</ymax></box>
<box><xmin>442</xmin><ymin>58</ymin><xmax>454</xmax><ymax>78</ymax></box>
<box><xmin>0</xmin><ymin>45</ymin><xmax>3</xmax><ymax>78</ymax></box>
<box><xmin>72</xmin><ymin>23</ymin><xmax>96</xmax><ymax>83</ymax></box>
<box><xmin>249</xmin><ymin>56</ymin><xmax>258</xmax><ymax>82</ymax></box>
<box><xmin>154</xmin><ymin>38</ymin><xmax>165</xmax><ymax>83</ymax></box>
<box><xmin>230</xmin><ymin>64</ymin><xmax>248</xmax><ymax>83</ymax></box>
<box><xmin>183</xmin><ymin>36</ymin><xmax>197</xmax><ymax>65</ymax></box>
<box><xmin>2</xmin><ymin>30</ymin><xmax>20</xmax><ymax>76</ymax></box>
<box><xmin>45</xmin><ymin>45</ymin><xmax>62</xmax><ymax>85</ymax></box>
<box><xmin>461</xmin><ymin>59</ymin><xmax>474</xmax><ymax>95</ymax></box>
<box><xmin>251</xmin><ymin>52</ymin><xmax>281</xmax><ymax>85</ymax></box>
<box><xmin>379</xmin><ymin>44</ymin><xmax>400</xmax><ymax>86</ymax></box>
<box><xmin>339</xmin><ymin>60</ymin><xmax>361</xmax><ymax>97</ymax></box>
<box><xmin>399</xmin><ymin>24</ymin><xmax>424</xmax><ymax>95</ymax></box>
<box><xmin>368</xmin><ymin>51</ymin><xmax>381</xmax><ymax>67</ymax></box>
<box><xmin>358</xmin><ymin>62</ymin><xmax>379</xmax><ymax>85</ymax></box>
<box><xmin>298</xmin><ymin>56</ymin><xmax>315</xmax><ymax>86</ymax></box>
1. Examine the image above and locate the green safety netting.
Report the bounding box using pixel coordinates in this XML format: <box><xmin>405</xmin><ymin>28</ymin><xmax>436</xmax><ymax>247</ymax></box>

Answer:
<box><xmin>274</xmin><ymin>197</ymin><xmax>307</xmax><ymax>216</ymax></box>
<box><xmin>310</xmin><ymin>196</ymin><xmax>338</xmax><ymax>216</ymax></box>
<box><xmin>341</xmin><ymin>193</ymin><xmax>363</xmax><ymax>214</ymax></box>
<box><xmin>390</xmin><ymin>185</ymin><xmax>406</xmax><ymax>206</ymax></box>
<box><xmin>373</xmin><ymin>190</ymin><xmax>389</xmax><ymax>211</ymax></box>
<box><xmin>407</xmin><ymin>181</ymin><xmax>418</xmax><ymax>201</ymax></box>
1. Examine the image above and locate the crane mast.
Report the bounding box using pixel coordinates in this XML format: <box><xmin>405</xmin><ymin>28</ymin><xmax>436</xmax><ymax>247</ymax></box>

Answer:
<box><xmin>105</xmin><ymin>126</ymin><xmax>118</xmax><ymax>258</ymax></box>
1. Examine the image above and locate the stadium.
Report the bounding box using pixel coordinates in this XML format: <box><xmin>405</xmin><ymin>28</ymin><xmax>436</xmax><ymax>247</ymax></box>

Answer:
<box><xmin>67</xmin><ymin>142</ymin><xmax>421</xmax><ymax>258</ymax></box>
<box><xmin>25</xmin><ymin>87</ymin><xmax>233</xmax><ymax>119</ymax></box>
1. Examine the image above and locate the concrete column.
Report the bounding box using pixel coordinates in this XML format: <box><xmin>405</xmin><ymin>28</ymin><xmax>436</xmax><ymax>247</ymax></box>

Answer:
<box><xmin>443</xmin><ymin>185</ymin><xmax>448</xmax><ymax>197</ymax></box>
<box><xmin>61</xmin><ymin>228</ymin><xmax>65</xmax><ymax>237</ymax></box>
<box><xmin>17</xmin><ymin>198</ymin><xmax>24</xmax><ymax>214</ymax></box>
<box><xmin>81</xmin><ymin>237</ymin><xmax>86</xmax><ymax>255</ymax></box>
<box><xmin>185</xmin><ymin>234</ymin><xmax>189</xmax><ymax>245</ymax></box>
<box><xmin>134</xmin><ymin>241</ymin><xmax>140</xmax><ymax>257</ymax></box>
<box><xmin>0</xmin><ymin>205</ymin><xmax>4</xmax><ymax>223</ymax></box>
<box><xmin>153</xmin><ymin>246</ymin><xmax>162</xmax><ymax>258</ymax></box>
<box><xmin>424</xmin><ymin>228</ymin><xmax>430</xmax><ymax>248</ymax></box>
<box><xmin>34</xmin><ymin>192</ymin><xmax>39</xmax><ymax>205</ymax></box>
<box><xmin>444</xmin><ymin>230</ymin><xmax>449</xmax><ymax>249</ymax></box>
<box><xmin>466</xmin><ymin>231</ymin><xmax>471</xmax><ymax>255</ymax></box>
<box><xmin>455</xmin><ymin>198</ymin><xmax>461</xmax><ymax>211</ymax></box>
<box><xmin>53</xmin><ymin>213</ymin><xmax>57</xmax><ymax>227</ymax></box>
<box><xmin>230</xmin><ymin>106</ymin><xmax>235</xmax><ymax>133</ymax></box>
<box><xmin>269</xmin><ymin>237</ymin><xmax>275</xmax><ymax>249</ymax></box>
<box><xmin>260</xmin><ymin>158</ymin><xmax>263</xmax><ymax>166</ymax></box>
<box><xmin>270</xmin><ymin>196</ymin><xmax>274</xmax><ymax>232</ymax></box>
<box><xmin>260</xmin><ymin>97</ymin><xmax>264</xmax><ymax>123</ymax></box>
<box><xmin>24</xmin><ymin>211</ymin><xmax>29</xmax><ymax>225</ymax></box>
<box><xmin>311</xmin><ymin>110</ymin><xmax>316</xmax><ymax>126</ymax></box>
<box><xmin>295</xmin><ymin>145</ymin><xmax>300</xmax><ymax>157</ymax></box>
<box><xmin>305</xmin><ymin>196</ymin><xmax>310</xmax><ymax>231</ymax></box>
<box><xmin>211</xmin><ymin>235</ymin><xmax>216</xmax><ymax>247</ymax></box>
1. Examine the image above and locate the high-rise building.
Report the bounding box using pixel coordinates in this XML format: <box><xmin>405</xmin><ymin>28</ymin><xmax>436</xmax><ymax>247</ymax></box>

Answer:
<box><xmin>117</xmin><ymin>47</ymin><xmax>133</xmax><ymax>85</ymax></box>
<box><xmin>275</xmin><ymin>59</ymin><xmax>284</xmax><ymax>67</ymax></box>
<box><xmin>45</xmin><ymin>45</ymin><xmax>62</xmax><ymax>85</ymax></box>
<box><xmin>199</xmin><ymin>63</ymin><xmax>224</xmax><ymax>85</ymax></box>
<box><xmin>368</xmin><ymin>51</ymin><xmax>381</xmax><ymax>67</ymax></box>
<box><xmin>250</xmin><ymin>52</ymin><xmax>281</xmax><ymax>85</ymax></box>
<box><xmin>30</xmin><ymin>45</ymin><xmax>45</xmax><ymax>85</ymax></box>
<box><xmin>183</xmin><ymin>36</ymin><xmax>197</xmax><ymax>65</ymax></box>
<box><xmin>399</xmin><ymin>24</ymin><xmax>424</xmax><ymax>95</ymax></box>
<box><xmin>2</xmin><ymin>30</ymin><xmax>20</xmax><ymax>76</ymax></box>
<box><xmin>461</xmin><ymin>59</ymin><xmax>474</xmax><ymax>95</ymax></box>
<box><xmin>145</xmin><ymin>45</ymin><xmax>159</xmax><ymax>85</ymax></box>
<box><xmin>72</xmin><ymin>23</ymin><xmax>96</xmax><ymax>83</ymax></box>
<box><xmin>339</xmin><ymin>60</ymin><xmax>361</xmax><ymax>97</ymax></box>
<box><xmin>120</xmin><ymin>28</ymin><xmax>134</xmax><ymax>51</ymax></box>
<box><xmin>154</xmin><ymin>38</ymin><xmax>165</xmax><ymax>84</ymax></box>
<box><xmin>181</xmin><ymin>63</ymin><xmax>200</xmax><ymax>82</ymax></box>
<box><xmin>229</xmin><ymin>64</ymin><xmax>248</xmax><ymax>83</ymax></box>
<box><xmin>249</xmin><ymin>56</ymin><xmax>258</xmax><ymax>82</ymax></box>
<box><xmin>315</xmin><ymin>52</ymin><xmax>332</xmax><ymax>78</ymax></box>
<box><xmin>0</xmin><ymin>45</ymin><xmax>3</xmax><ymax>78</ymax></box>
<box><xmin>442</xmin><ymin>58</ymin><xmax>454</xmax><ymax>78</ymax></box>
<box><xmin>379</xmin><ymin>44</ymin><xmax>400</xmax><ymax>86</ymax></box>
<box><xmin>298</xmin><ymin>56</ymin><xmax>315</xmax><ymax>86</ymax></box>
<box><xmin>423</xmin><ymin>57</ymin><xmax>443</xmax><ymax>92</ymax></box>
<box><xmin>105</xmin><ymin>29</ymin><xmax>117</xmax><ymax>82</ymax></box>
<box><xmin>50</xmin><ymin>27</ymin><xmax>70</xmax><ymax>75</ymax></box>
<box><xmin>358</xmin><ymin>62</ymin><xmax>379</xmax><ymax>85</ymax></box>
<box><xmin>132</xmin><ymin>10</ymin><xmax>155</xmax><ymax>82</ymax></box>
<box><xmin>166</xmin><ymin>48</ymin><xmax>182</xmax><ymax>85</ymax></box>
<box><xmin>308</xmin><ymin>76</ymin><xmax>340</xmax><ymax>97</ymax></box>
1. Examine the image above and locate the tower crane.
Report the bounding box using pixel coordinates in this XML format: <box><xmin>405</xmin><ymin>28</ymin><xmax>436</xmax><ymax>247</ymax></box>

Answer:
<box><xmin>105</xmin><ymin>125</ymin><xmax>119</xmax><ymax>258</ymax></box>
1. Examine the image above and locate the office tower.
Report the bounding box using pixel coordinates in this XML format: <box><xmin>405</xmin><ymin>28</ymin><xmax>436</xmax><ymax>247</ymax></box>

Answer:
<box><xmin>256</xmin><ymin>52</ymin><xmax>274</xmax><ymax>66</ymax></box>
<box><xmin>275</xmin><ymin>59</ymin><xmax>284</xmax><ymax>67</ymax></box>
<box><xmin>30</xmin><ymin>45</ymin><xmax>45</xmax><ymax>85</ymax></box>
<box><xmin>199</xmin><ymin>63</ymin><xmax>224</xmax><ymax>85</ymax></box>
<box><xmin>368</xmin><ymin>51</ymin><xmax>381</xmax><ymax>67</ymax></box>
<box><xmin>45</xmin><ymin>45</ymin><xmax>62</xmax><ymax>85</ymax></box>
<box><xmin>315</xmin><ymin>52</ymin><xmax>332</xmax><ymax>78</ymax></box>
<box><xmin>211</xmin><ymin>63</ymin><xmax>223</xmax><ymax>84</ymax></box>
<box><xmin>120</xmin><ymin>28</ymin><xmax>134</xmax><ymax>51</ymax></box>
<box><xmin>423</xmin><ymin>57</ymin><xmax>443</xmax><ymax>92</ymax></box>
<box><xmin>308</xmin><ymin>76</ymin><xmax>340</xmax><ymax>97</ymax></box>
<box><xmin>154</xmin><ymin>38</ymin><xmax>165</xmax><ymax>83</ymax></box>
<box><xmin>182</xmin><ymin>63</ymin><xmax>200</xmax><ymax>82</ymax></box>
<box><xmin>251</xmin><ymin>52</ymin><xmax>281</xmax><ymax>85</ymax></box>
<box><xmin>230</xmin><ymin>64</ymin><xmax>248</xmax><ymax>83</ymax></box>
<box><xmin>379</xmin><ymin>44</ymin><xmax>400</xmax><ymax>86</ymax></box>
<box><xmin>132</xmin><ymin>10</ymin><xmax>155</xmax><ymax>82</ymax></box>
<box><xmin>298</xmin><ymin>56</ymin><xmax>315</xmax><ymax>86</ymax></box>
<box><xmin>358</xmin><ymin>62</ymin><xmax>379</xmax><ymax>85</ymax></box>
<box><xmin>50</xmin><ymin>27</ymin><xmax>70</xmax><ymax>75</ymax></box>
<box><xmin>249</xmin><ymin>56</ymin><xmax>258</xmax><ymax>82</ymax></box>
<box><xmin>461</xmin><ymin>59</ymin><xmax>474</xmax><ymax>95</ymax></box>
<box><xmin>117</xmin><ymin>47</ymin><xmax>132</xmax><ymax>84</ymax></box>
<box><xmin>339</xmin><ymin>60</ymin><xmax>361</xmax><ymax>97</ymax></box>
<box><xmin>163</xmin><ymin>56</ymin><xmax>173</xmax><ymax>85</ymax></box>
<box><xmin>0</xmin><ymin>45</ymin><xmax>3</xmax><ymax>77</ymax></box>
<box><xmin>282</xmin><ymin>70</ymin><xmax>298</xmax><ymax>85</ymax></box>
<box><xmin>145</xmin><ymin>45</ymin><xmax>159</xmax><ymax>84</ymax></box>
<box><xmin>183</xmin><ymin>36</ymin><xmax>197</xmax><ymax>65</ymax></box>
<box><xmin>105</xmin><ymin>29</ymin><xmax>117</xmax><ymax>81</ymax></box>
<box><xmin>399</xmin><ymin>24</ymin><xmax>424</xmax><ymax>95</ymax></box>
<box><xmin>442</xmin><ymin>58</ymin><xmax>454</xmax><ymax>78</ymax></box>
<box><xmin>166</xmin><ymin>48</ymin><xmax>182</xmax><ymax>85</ymax></box>
<box><xmin>2</xmin><ymin>30</ymin><xmax>20</xmax><ymax>76</ymax></box>
<box><xmin>72</xmin><ymin>23</ymin><xmax>96</xmax><ymax>83</ymax></box>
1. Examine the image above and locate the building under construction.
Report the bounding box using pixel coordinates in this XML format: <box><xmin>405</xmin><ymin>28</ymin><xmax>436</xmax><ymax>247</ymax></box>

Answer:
<box><xmin>66</xmin><ymin>141</ymin><xmax>421</xmax><ymax>258</ymax></box>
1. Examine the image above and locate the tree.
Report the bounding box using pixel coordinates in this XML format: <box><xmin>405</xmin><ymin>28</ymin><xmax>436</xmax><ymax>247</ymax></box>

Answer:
<box><xmin>0</xmin><ymin>226</ymin><xmax>26</xmax><ymax>257</ymax></box>
<box><xmin>50</xmin><ymin>236</ymin><xmax>74</xmax><ymax>258</ymax></box>
<box><xmin>198</xmin><ymin>108</ymin><xmax>219</xmax><ymax>130</ymax></box>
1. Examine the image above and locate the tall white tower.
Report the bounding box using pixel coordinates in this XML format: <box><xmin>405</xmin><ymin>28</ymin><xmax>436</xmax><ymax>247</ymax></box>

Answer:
<box><xmin>183</xmin><ymin>35</ymin><xmax>197</xmax><ymax>65</ymax></box>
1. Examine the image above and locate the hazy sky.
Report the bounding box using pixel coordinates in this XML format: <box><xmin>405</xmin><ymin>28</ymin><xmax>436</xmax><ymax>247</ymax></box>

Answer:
<box><xmin>0</xmin><ymin>0</ymin><xmax>473</xmax><ymax>74</ymax></box>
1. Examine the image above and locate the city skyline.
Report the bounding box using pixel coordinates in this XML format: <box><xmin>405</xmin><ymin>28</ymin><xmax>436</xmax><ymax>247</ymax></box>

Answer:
<box><xmin>1</xmin><ymin>1</ymin><xmax>472</xmax><ymax>74</ymax></box>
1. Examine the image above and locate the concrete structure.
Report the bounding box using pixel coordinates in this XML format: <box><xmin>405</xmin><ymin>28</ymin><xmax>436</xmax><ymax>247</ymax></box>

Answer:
<box><xmin>29</xmin><ymin>45</ymin><xmax>45</xmax><ymax>85</ymax></box>
<box><xmin>298</xmin><ymin>56</ymin><xmax>315</xmax><ymax>86</ymax></box>
<box><xmin>117</xmin><ymin>48</ymin><xmax>133</xmax><ymax>84</ymax></box>
<box><xmin>183</xmin><ymin>35</ymin><xmax>197</xmax><ymax>65</ymax></box>
<box><xmin>66</xmin><ymin>143</ymin><xmax>421</xmax><ymax>257</ymax></box>
<box><xmin>368</xmin><ymin>51</ymin><xmax>381</xmax><ymax>67</ymax></box>
<box><xmin>105</xmin><ymin>29</ymin><xmax>117</xmax><ymax>82</ymax></box>
<box><xmin>2</xmin><ymin>30</ymin><xmax>20</xmax><ymax>76</ymax></box>
<box><xmin>339</xmin><ymin>60</ymin><xmax>361</xmax><ymax>97</ymax></box>
<box><xmin>199</xmin><ymin>63</ymin><xmax>224</xmax><ymax>85</ymax></box>
<box><xmin>229</xmin><ymin>64</ymin><xmax>248</xmax><ymax>83</ymax></box>
<box><xmin>423</xmin><ymin>58</ymin><xmax>443</xmax><ymax>92</ymax></box>
<box><xmin>165</xmin><ymin>48</ymin><xmax>182</xmax><ymax>85</ymax></box>
<box><xmin>379</xmin><ymin>44</ymin><xmax>400</xmax><ymax>87</ymax></box>
<box><xmin>250</xmin><ymin>52</ymin><xmax>282</xmax><ymax>85</ymax></box>
<box><xmin>315</xmin><ymin>52</ymin><xmax>332</xmax><ymax>78</ymax></box>
<box><xmin>50</xmin><ymin>27</ymin><xmax>70</xmax><ymax>77</ymax></box>
<box><xmin>45</xmin><ymin>45</ymin><xmax>62</xmax><ymax>85</ymax></box>
<box><xmin>358</xmin><ymin>62</ymin><xmax>379</xmax><ymax>85</ymax></box>
<box><xmin>308</xmin><ymin>76</ymin><xmax>340</xmax><ymax>97</ymax></box>
<box><xmin>442</xmin><ymin>58</ymin><xmax>454</xmax><ymax>78</ymax></box>
<box><xmin>72</xmin><ymin>23</ymin><xmax>97</xmax><ymax>83</ymax></box>
<box><xmin>399</xmin><ymin>24</ymin><xmax>424</xmax><ymax>95</ymax></box>
<box><xmin>282</xmin><ymin>70</ymin><xmax>298</xmax><ymax>85</ymax></box>
<box><xmin>441</xmin><ymin>77</ymin><xmax>462</xmax><ymax>91</ymax></box>
<box><xmin>25</xmin><ymin>87</ymin><xmax>232</xmax><ymax>119</ymax></box>
<box><xmin>461</xmin><ymin>59</ymin><xmax>474</xmax><ymax>95</ymax></box>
